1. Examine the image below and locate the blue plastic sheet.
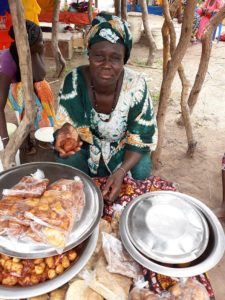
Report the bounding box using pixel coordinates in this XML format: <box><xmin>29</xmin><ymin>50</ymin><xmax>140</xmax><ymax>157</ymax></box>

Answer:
<box><xmin>0</xmin><ymin>0</ymin><xmax>10</xmax><ymax>16</ymax></box>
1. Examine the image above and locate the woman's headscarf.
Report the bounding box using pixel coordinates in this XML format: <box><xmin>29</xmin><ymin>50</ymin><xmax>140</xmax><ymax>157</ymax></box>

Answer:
<box><xmin>8</xmin><ymin>20</ymin><xmax>42</xmax><ymax>81</ymax></box>
<box><xmin>8</xmin><ymin>19</ymin><xmax>41</xmax><ymax>46</ymax></box>
<box><xmin>86</xmin><ymin>12</ymin><xmax>132</xmax><ymax>64</ymax></box>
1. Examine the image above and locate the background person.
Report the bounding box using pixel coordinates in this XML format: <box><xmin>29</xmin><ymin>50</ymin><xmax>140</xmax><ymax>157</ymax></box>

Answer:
<box><xmin>54</xmin><ymin>12</ymin><xmax>157</xmax><ymax>203</ymax></box>
<box><xmin>0</xmin><ymin>20</ymin><xmax>55</xmax><ymax>153</ymax></box>
<box><xmin>196</xmin><ymin>0</ymin><xmax>223</xmax><ymax>40</ymax></box>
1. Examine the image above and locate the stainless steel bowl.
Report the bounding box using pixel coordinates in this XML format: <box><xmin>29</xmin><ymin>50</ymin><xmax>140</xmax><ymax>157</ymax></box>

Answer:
<box><xmin>0</xmin><ymin>226</ymin><xmax>98</xmax><ymax>299</ymax></box>
<box><xmin>0</xmin><ymin>162</ymin><xmax>103</xmax><ymax>258</ymax></box>
<box><xmin>120</xmin><ymin>191</ymin><xmax>225</xmax><ymax>277</ymax></box>
<box><xmin>123</xmin><ymin>192</ymin><xmax>209</xmax><ymax>264</ymax></box>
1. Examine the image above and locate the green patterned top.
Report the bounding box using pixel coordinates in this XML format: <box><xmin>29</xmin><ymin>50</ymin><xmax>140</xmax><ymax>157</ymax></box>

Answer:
<box><xmin>55</xmin><ymin>66</ymin><xmax>157</xmax><ymax>175</ymax></box>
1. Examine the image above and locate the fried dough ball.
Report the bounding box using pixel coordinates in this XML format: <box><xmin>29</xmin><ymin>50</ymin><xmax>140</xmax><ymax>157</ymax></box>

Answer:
<box><xmin>56</xmin><ymin>264</ymin><xmax>64</xmax><ymax>275</ymax></box>
<box><xmin>67</xmin><ymin>250</ymin><xmax>77</xmax><ymax>261</ymax></box>
<box><xmin>61</xmin><ymin>138</ymin><xmax>78</xmax><ymax>153</ymax></box>
<box><xmin>62</xmin><ymin>256</ymin><xmax>70</xmax><ymax>269</ymax></box>
<box><xmin>34</xmin><ymin>262</ymin><xmax>46</xmax><ymax>275</ymax></box>
<box><xmin>2</xmin><ymin>275</ymin><xmax>18</xmax><ymax>286</ymax></box>
<box><xmin>48</xmin><ymin>269</ymin><xmax>57</xmax><ymax>280</ymax></box>
<box><xmin>45</xmin><ymin>257</ymin><xmax>55</xmax><ymax>269</ymax></box>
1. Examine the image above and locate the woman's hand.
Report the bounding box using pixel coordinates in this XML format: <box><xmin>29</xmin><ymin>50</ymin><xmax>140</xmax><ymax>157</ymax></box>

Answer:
<box><xmin>102</xmin><ymin>169</ymin><xmax>125</xmax><ymax>203</ymax></box>
<box><xmin>55</xmin><ymin>123</ymin><xmax>83</xmax><ymax>158</ymax></box>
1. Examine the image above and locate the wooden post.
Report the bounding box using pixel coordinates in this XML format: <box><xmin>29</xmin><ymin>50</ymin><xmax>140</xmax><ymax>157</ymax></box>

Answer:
<box><xmin>2</xmin><ymin>0</ymin><xmax>36</xmax><ymax>169</ymax></box>
<box><xmin>115</xmin><ymin>0</ymin><xmax>122</xmax><ymax>17</ymax></box>
<box><xmin>88</xmin><ymin>0</ymin><xmax>93</xmax><ymax>23</ymax></box>
<box><xmin>52</xmin><ymin>0</ymin><xmax>66</xmax><ymax>78</ymax></box>
<box><xmin>121</xmin><ymin>0</ymin><xmax>128</xmax><ymax>20</ymax></box>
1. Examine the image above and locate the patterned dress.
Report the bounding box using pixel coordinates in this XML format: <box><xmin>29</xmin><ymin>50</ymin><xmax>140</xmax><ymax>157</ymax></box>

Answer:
<box><xmin>55</xmin><ymin>66</ymin><xmax>157</xmax><ymax>176</ymax></box>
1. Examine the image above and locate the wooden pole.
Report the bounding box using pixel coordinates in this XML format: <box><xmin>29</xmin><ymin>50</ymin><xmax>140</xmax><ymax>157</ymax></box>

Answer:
<box><xmin>2</xmin><ymin>0</ymin><xmax>36</xmax><ymax>169</ymax></box>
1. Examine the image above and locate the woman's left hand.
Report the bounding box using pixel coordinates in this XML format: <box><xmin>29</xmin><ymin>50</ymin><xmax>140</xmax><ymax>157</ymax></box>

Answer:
<box><xmin>102</xmin><ymin>170</ymin><xmax>125</xmax><ymax>203</ymax></box>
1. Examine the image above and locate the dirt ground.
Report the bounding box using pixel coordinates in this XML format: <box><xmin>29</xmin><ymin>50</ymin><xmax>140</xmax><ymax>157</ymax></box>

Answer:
<box><xmin>4</xmin><ymin>15</ymin><xmax>225</xmax><ymax>300</ymax></box>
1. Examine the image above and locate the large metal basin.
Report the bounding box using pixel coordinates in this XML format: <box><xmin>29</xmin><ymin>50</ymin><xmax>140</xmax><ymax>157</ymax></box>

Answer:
<box><xmin>0</xmin><ymin>162</ymin><xmax>103</xmax><ymax>258</ymax></box>
<box><xmin>120</xmin><ymin>191</ymin><xmax>225</xmax><ymax>277</ymax></box>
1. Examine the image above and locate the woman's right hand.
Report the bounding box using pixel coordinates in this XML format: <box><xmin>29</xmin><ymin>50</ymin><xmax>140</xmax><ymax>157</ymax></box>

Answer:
<box><xmin>54</xmin><ymin>123</ymin><xmax>83</xmax><ymax>158</ymax></box>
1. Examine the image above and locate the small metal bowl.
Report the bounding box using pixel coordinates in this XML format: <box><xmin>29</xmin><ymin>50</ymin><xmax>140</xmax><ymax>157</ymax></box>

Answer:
<box><xmin>122</xmin><ymin>191</ymin><xmax>209</xmax><ymax>264</ymax></box>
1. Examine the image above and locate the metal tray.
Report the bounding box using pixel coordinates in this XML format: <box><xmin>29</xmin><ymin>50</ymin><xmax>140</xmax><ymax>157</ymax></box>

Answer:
<box><xmin>0</xmin><ymin>162</ymin><xmax>103</xmax><ymax>258</ymax></box>
<box><xmin>120</xmin><ymin>191</ymin><xmax>225</xmax><ymax>277</ymax></box>
<box><xmin>123</xmin><ymin>192</ymin><xmax>209</xmax><ymax>264</ymax></box>
<box><xmin>0</xmin><ymin>226</ymin><xmax>98</xmax><ymax>299</ymax></box>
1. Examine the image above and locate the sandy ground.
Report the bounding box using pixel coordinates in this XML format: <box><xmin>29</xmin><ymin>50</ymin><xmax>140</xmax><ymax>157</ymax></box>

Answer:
<box><xmin>3</xmin><ymin>14</ymin><xmax>225</xmax><ymax>299</ymax></box>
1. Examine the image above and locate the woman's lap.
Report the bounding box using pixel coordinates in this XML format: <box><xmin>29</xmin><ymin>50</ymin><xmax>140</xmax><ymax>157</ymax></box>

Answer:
<box><xmin>55</xmin><ymin>147</ymin><xmax>152</xmax><ymax>180</ymax></box>
<box><xmin>130</xmin><ymin>152</ymin><xmax>151</xmax><ymax>180</ymax></box>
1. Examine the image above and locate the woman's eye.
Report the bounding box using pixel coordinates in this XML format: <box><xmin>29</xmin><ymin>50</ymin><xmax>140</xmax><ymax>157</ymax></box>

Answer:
<box><xmin>94</xmin><ymin>55</ymin><xmax>104</xmax><ymax>61</ymax></box>
<box><xmin>112</xmin><ymin>56</ymin><xmax>121</xmax><ymax>61</ymax></box>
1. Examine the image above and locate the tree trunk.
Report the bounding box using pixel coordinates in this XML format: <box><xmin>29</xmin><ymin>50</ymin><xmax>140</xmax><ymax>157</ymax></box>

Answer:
<box><xmin>187</xmin><ymin>5</ymin><xmax>225</xmax><ymax>114</ymax></box>
<box><xmin>1</xmin><ymin>0</ymin><xmax>36</xmax><ymax>170</ymax></box>
<box><xmin>121</xmin><ymin>0</ymin><xmax>127</xmax><ymax>21</ymax></box>
<box><xmin>115</xmin><ymin>0</ymin><xmax>121</xmax><ymax>17</ymax></box>
<box><xmin>88</xmin><ymin>0</ymin><xmax>93</xmax><ymax>23</ymax></box>
<box><xmin>131</xmin><ymin>0</ymin><xmax>136</xmax><ymax>12</ymax></box>
<box><xmin>152</xmin><ymin>0</ymin><xmax>198</xmax><ymax>168</ymax></box>
<box><xmin>140</xmin><ymin>0</ymin><xmax>157</xmax><ymax>66</ymax></box>
<box><xmin>52</xmin><ymin>0</ymin><xmax>66</xmax><ymax>78</ymax></box>
<box><xmin>163</xmin><ymin>0</ymin><xmax>181</xmax><ymax>76</ymax></box>
<box><xmin>95</xmin><ymin>0</ymin><xmax>98</xmax><ymax>8</ymax></box>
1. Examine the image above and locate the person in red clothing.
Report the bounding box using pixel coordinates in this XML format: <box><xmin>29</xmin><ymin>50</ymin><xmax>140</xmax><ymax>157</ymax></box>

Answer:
<box><xmin>196</xmin><ymin>0</ymin><xmax>224</xmax><ymax>40</ymax></box>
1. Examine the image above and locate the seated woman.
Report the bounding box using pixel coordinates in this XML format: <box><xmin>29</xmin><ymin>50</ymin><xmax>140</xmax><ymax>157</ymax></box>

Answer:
<box><xmin>196</xmin><ymin>0</ymin><xmax>223</xmax><ymax>40</ymax></box>
<box><xmin>54</xmin><ymin>12</ymin><xmax>158</xmax><ymax>203</ymax></box>
<box><xmin>0</xmin><ymin>20</ymin><xmax>55</xmax><ymax>152</ymax></box>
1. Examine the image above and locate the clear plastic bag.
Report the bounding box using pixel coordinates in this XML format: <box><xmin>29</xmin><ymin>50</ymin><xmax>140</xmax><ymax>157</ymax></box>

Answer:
<box><xmin>102</xmin><ymin>232</ymin><xmax>141</xmax><ymax>278</ymax></box>
<box><xmin>0</xmin><ymin>173</ymin><xmax>85</xmax><ymax>253</ymax></box>
<box><xmin>111</xmin><ymin>204</ymin><xmax>124</xmax><ymax>236</ymax></box>
<box><xmin>2</xmin><ymin>169</ymin><xmax>49</xmax><ymax>198</ymax></box>
<box><xmin>169</xmin><ymin>278</ymin><xmax>210</xmax><ymax>300</ymax></box>
<box><xmin>129</xmin><ymin>276</ymin><xmax>171</xmax><ymax>300</ymax></box>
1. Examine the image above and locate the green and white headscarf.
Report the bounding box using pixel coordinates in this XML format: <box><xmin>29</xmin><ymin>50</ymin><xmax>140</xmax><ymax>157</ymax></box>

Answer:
<box><xmin>86</xmin><ymin>12</ymin><xmax>132</xmax><ymax>64</ymax></box>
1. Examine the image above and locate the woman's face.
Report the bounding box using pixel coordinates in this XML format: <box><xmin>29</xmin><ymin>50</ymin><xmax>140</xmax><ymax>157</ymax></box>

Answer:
<box><xmin>89</xmin><ymin>41</ymin><xmax>125</xmax><ymax>87</ymax></box>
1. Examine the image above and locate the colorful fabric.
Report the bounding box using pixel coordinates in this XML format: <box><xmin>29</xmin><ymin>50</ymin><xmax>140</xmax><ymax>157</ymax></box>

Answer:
<box><xmin>86</xmin><ymin>12</ymin><xmax>132</xmax><ymax>64</ymax></box>
<box><xmin>55</xmin><ymin>66</ymin><xmax>157</xmax><ymax>175</ymax></box>
<box><xmin>93</xmin><ymin>176</ymin><xmax>176</xmax><ymax>221</ymax></box>
<box><xmin>21</xmin><ymin>0</ymin><xmax>41</xmax><ymax>25</ymax></box>
<box><xmin>0</xmin><ymin>49</ymin><xmax>17</xmax><ymax>82</ymax></box>
<box><xmin>0</xmin><ymin>0</ymin><xmax>9</xmax><ymax>16</ymax></box>
<box><xmin>196</xmin><ymin>0</ymin><xmax>223</xmax><ymax>40</ymax></box>
<box><xmin>7</xmin><ymin>80</ymin><xmax>55</xmax><ymax>129</ymax></box>
<box><xmin>94</xmin><ymin>175</ymin><xmax>215</xmax><ymax>299</ymax></box>
<box><xmin>143</xmin><ymin>270</ymin><xmax>215</xmax><ymax>299</ymax></box>
<box><xmin>170</xmin><ymin>0</ymin><xmax>200</xmax><ymax>38</ymax></box>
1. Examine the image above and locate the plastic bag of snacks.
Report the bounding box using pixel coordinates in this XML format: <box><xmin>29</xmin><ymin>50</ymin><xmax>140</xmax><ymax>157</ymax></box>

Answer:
<box><xmin>129</xmin><ymin>276</ymin><xmax>171</xmax><ymax>300</ymax></box>
<box><xmin>169</xmin><ymin>277</ymin><xmax>210</xmax><ymax>300</ymax></box>
<box><xmin>2</xmin><ymin>169</ymin><xmax>49</xmax><ymax>198</ymax></box>
<box><xmin>0</xmin><ymin>172</ymin><xmax>85</xmax><ymax>253</ymax></box>
<box><xmin>102</xmin><ymin>232</ymin><xmax>141</xmax><ymax>278</ymax></box>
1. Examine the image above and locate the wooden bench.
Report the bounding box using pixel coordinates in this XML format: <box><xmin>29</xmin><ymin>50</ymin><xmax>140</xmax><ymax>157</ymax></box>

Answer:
<box><xmin>43</xmin><ymin>32</ymin><xmax>73</xmax><ymax>60</ymax></box>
